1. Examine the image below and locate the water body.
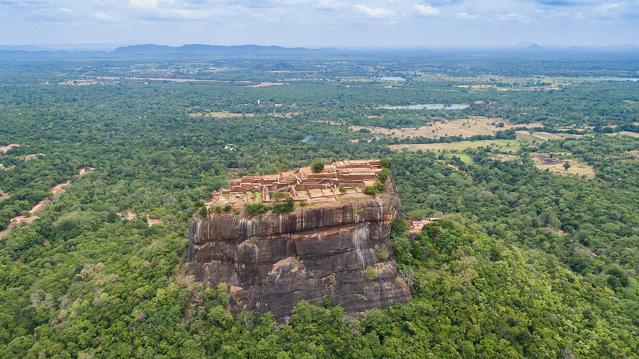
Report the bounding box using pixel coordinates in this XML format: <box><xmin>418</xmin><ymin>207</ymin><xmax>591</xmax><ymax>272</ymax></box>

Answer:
<box><xmin>378</xmin><ymin>77</ymin><xmax>406</xmax><ymax>82</ymax></box>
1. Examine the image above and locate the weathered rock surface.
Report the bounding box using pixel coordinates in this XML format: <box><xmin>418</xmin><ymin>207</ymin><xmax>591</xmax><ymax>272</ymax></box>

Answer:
<box><xmin>188</xmin><ymin>183</ymin><xmax>411</xmax><ymax>320</ymax></box>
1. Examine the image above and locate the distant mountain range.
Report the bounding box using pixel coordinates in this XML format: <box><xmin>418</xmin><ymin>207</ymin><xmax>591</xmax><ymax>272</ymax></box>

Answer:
<box><xmin>112</xmin><ymin>44</ymin><xmax>327</xmax><ymax>56</ymax></box>
<box><xmin>0</xmin><ymin>45</ymin><xmax>46</xmax><ymax>51</ymax></box>
<box><xmin>0</xmin><ymin>43</ymin><xmax>637</xmax><ymax>59</ymax></box>
<box><xmin>0</xmin><ymin>43</ymin><xmax>343</xmax><ymax>59</ymax></box>
<box><xmin>513</xmin><ymin>42</ymin><xmax>544</xmax><ymax>50</ymax></box>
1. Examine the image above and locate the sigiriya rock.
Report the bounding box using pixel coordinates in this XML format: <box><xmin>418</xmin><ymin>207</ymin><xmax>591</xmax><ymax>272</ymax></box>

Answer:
<box><xmin>188</xmin><ymin>160</ymin><xmax>411</xmax><ymax>320</ymax></box>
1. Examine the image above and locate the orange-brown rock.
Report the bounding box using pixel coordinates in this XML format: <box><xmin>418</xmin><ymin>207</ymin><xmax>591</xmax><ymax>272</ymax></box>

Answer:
<box><xmin>188</xmin><ymin>178</ymin><xmax>411</xmax><ymax>320</ymax></box>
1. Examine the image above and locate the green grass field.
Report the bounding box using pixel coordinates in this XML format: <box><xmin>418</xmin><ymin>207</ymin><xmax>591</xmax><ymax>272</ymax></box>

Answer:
<box><xmin>445</xmin><ymin>153</ymin><xmax>474</xmax><ymax>164</ymax></box>
<box><xmin>390</xmin><ymin>139</ymin><xmax>521</xmax><ymax>153</ymax></box>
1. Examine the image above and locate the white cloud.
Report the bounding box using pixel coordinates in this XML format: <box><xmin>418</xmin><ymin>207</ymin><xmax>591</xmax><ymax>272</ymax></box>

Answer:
<box><xmin>128</xmin><ymin>0</ymin><xmax>157</xmax><ymax>9</ymax></box>
<box><xmin>457</xmin><ymin>12</ymin><xmax>479</xmax><ymax>20</ymax></box>
<box><xmin>26</xmin><ymin>6</ymin><xmax>78</xmax><ymax>22</ymax></box>
<box><xmin>93</xmin><ymin>11</ymin><xmax>118</xmax><ymax>22</ymax></box>
<box><xmin>353</xmin><ymin>4</ymin><xmax>394</xmax><ymax>19</ymax></box>
<box><xmin>599</xmin><ymin>2</ymin><xmax>621</xmax><ymax>12</ymax></box>
<box><xmin>414</xmin><ymin>3</ymin><xmax>441</xmax><ymax>17</ymax></box>
<box><xmin>315</xmin><ymin>0</ymin><xmax>344</xmax><ymax>10</ymax></box>
<box><xmin>0</xmin><ymin>0</ymin><xmax>50</xmax><ymax>9</ymax></box>
<box><xmin>495</xmin><ymin>12</ymin><xmax>529</xmax><ymax>22</ymax></box>
<box><xmin>118</xmin><ymin>0</ymin><xmax>247</xmax><ymax>21</ymax></box>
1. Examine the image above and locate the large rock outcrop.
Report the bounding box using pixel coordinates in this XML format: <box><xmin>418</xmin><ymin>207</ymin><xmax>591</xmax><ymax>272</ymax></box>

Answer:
<box><xmin>188</xmin><ymin>166</ymin><xmax>411</xmax><ymax>320</ymax></box>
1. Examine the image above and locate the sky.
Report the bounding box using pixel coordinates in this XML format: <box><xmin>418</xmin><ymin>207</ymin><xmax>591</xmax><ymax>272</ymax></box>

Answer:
<box><xmin>0</xmin><ymin>0</ymin><xmax>638</xmax><ymax>48</ymax></box>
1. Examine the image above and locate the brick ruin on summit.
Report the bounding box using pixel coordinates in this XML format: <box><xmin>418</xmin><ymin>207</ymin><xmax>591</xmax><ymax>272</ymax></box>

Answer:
<box><xmin>208</xmin><ymin>160</ymin><xmax>383</xmax><ymax>209</ymax></box>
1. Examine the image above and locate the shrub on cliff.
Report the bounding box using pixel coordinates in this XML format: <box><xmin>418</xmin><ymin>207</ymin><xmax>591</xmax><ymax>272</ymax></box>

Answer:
<box><xmin>377</xmin><ymin>168</ymin><xmax>391</xmax><ymax>183</ymax></box>
<box><xmin>375</xmin><ymin>246</ymin><xmax>390</xmax><ymax>261</ymax></box>
<box><xmin>363</xmin><ymin>186</ymin><xmax>378</xmax><ymax>196</ymax></box>
<box><xmin>245</xmin><ymin>203</ymin><xmax>269</xmax><ymax>216</ymax></box>
<box><xmin>311</xmin><ymin>161</ymin><xmax>325</xmax><ymax>173</ymax></box>
<box><xmin>365</xmin><ymin>181</ymin><xmax>386</xmax><ymax>196</ymax></box>
<box><xmin>273</xmin><ymin>191</ymin><xmax>287</xmax><ymax>200</ymax></box>
<box><xmin>364</xmin><ymin>266</ymin><xmax>378</xmax><ymax>280</ymax></box>
<box><xmin>272</xmin><ymin>199</ymin><xmax>295</xmax><ymax>214</ymax></box>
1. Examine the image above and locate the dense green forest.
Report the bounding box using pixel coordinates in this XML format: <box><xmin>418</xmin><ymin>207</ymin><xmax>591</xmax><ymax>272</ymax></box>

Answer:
<box><xmin>0</xmin><ymin>54</ymin><xmax>638</xmax><ymax>357</ymax></box>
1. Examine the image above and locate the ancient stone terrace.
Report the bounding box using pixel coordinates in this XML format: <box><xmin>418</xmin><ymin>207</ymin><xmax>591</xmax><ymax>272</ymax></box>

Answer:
<box><xmin>208</xmin><ymin>160</ymin><xmax>383</xmax><ymax>209</ymax></box>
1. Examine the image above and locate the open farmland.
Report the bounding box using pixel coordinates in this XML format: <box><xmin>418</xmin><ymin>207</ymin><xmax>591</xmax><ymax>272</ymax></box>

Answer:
<box><xmin>516</xmin><ymin>131</ymin><xmax>584</xmax><ymax>143</ymax></box>
<box><xmin>351</xmin><ymin>117</ymin><xmax>542</xmax><ymax>139</ymax></box>
<box><xmin>390</xmin><ymin>139</ymin><xmax>520</xmax><ymax>152</ymax></box>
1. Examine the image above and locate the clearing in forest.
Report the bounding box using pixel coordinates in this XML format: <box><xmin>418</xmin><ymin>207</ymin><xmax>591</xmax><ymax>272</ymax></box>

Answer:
<box><xmin>19</xmin><ymin>153</ymin><xmax>43</xmax><ymax>161</ymax></box>
<box><xmin>0</xmin><ymin>144</ymin><xmax>20</xmax><ymax>153</ymax></box>
<box><xmin>78</xmin><ymin>167</ymin><xmax>95</xmax><ymax>176</ymax></box>
<box><xmin>189</xmin><ymin>111</ymin><xmax>256</xmax><ymax>119</ymax></box>
<box><xmin>117</xmin><ymin>211</ymin><xmax>163</xmax><ymax>226</ymax></box>
<box><xmin>491</xmin><ymin>153</ymin><xmax>520</xmax><ymax>162</ymax></box>
<box><xmin>351</xmin><ymin>117</ymin><xmax>542</xmax><ymax>140</ymax></box>
<box><xmin>443</xmin><ymin>153</ymin><xmax>474</xmax><ymax>164</ymax></box>
<box><xmin>247</xmin><ymin>82</ymin><xmax>285</xmax><ymax>88</ymax></box>
<box><xmin>607</xmin><ymin>131</ymin><xmax>639</xmax><ymax>139</ymax></box>
<box><xmin>0</xmin><ymin>190</ymin><xmax>9</xmax><ymax>202</ymax></box>
<box><xmin>269</xmin><ymin>112</ymin><xmax>301</xmax><ymax>118</ymax></box>
<box><xmin>390</xmin><ymin>139</ymin><xmax>520</xmax><ymax>153</ymax></box>
<box><xmin>530</xmin><ymin>153</ymin><xmax>595</xmax><ymax>179</ymax></box>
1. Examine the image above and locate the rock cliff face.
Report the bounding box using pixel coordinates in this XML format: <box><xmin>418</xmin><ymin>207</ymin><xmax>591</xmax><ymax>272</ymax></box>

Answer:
<box><xmin>188</xmin><ymin>182</ymin><xmax>411</xmax><ymax>320</ymax></box>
